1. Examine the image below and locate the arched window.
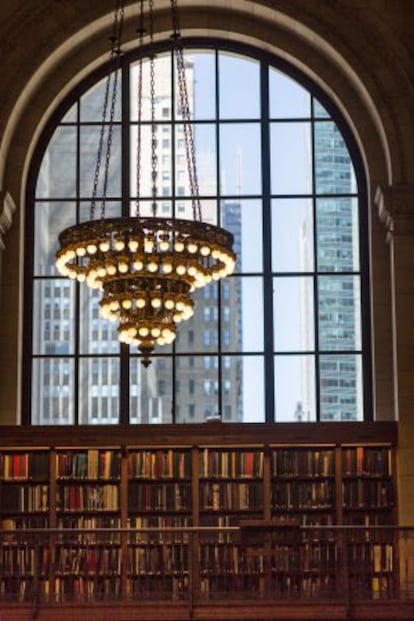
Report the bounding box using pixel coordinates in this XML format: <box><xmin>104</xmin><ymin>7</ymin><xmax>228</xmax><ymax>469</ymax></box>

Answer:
<box><xmin>24</xmin><ymin>41</ymin><xmax>370</xmax><ymax>425</ymax></box>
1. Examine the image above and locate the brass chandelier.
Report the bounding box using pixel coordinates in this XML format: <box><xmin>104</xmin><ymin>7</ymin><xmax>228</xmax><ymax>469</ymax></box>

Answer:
<box><xmin>55</xmin><ymin>0</ymin><xmax>235</xmax><ymax>366</ymax></box>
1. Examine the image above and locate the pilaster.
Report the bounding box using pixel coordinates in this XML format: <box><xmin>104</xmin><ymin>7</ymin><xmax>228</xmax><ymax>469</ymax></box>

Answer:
<box><xmin>376</xmin><ymin>184</ymin><xmax>414</xmax><ymax>525</ymax></box>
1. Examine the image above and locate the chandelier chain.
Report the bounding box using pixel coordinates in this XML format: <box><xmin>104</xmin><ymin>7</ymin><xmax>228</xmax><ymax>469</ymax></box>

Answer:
<box><xmin>91</xmin><ymin>0</ymin><xmax>124</xmax><ymax>221</ymax></box>
<box><xmin>170</xmin><ymin>0</ymin><xmax>201</xmax><ymax>221</ymax></box>
<box><xmin>56</xmin><ymin>0</ymin><xmax>235</xmax><ymax>367</ymax></box>
<box><xmin>149</xmin><ymin>0</ymin><xmax>158</xmax><ymax>217</ymax></box>
<box><xmin>135</xmin><ymin>0</ymin><xmax>145</xmax><ymax>217</ymax></box>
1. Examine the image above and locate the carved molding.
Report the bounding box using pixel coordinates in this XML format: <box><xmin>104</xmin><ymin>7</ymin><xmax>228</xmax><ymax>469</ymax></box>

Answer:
<box><xmin>0</xmin><ymin>190</ymin><xmax>16</xmax><ymax>251</ymax></box>
<box><xmin>375</xmin><ymin>184</ymin><xmax>414</xmax><ymax>242</ymax></box>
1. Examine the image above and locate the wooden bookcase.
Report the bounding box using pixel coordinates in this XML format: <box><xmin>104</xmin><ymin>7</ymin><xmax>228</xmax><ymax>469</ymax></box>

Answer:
<box><xmin>0</xmin><ymin>422</ymin><xmax>398</xmax><ymax>606</ymax></box>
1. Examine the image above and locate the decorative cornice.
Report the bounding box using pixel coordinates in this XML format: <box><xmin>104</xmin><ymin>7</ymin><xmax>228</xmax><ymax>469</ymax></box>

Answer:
<box><xmin>0</xmin><ymin>190</ymin><xmax>16</xmax><ymax>251</ymax></box>
<box><xmin>375</xmin><ymin>184</ymin><xmax>414</xmax><ymax>242</ymax></box>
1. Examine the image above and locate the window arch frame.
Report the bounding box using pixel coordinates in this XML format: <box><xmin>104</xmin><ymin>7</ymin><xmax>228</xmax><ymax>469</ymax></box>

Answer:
<box><xmin>22</xmin><ymin>37</ymin><xmax>372</xmax><ymax>425</ymax></box>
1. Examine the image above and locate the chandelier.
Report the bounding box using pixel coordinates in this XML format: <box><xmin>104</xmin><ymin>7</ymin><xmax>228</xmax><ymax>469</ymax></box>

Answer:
<box><xmin>55</xmin><ymin>0</ymin><xmax>235</xmax><ymax>366</ymax></box>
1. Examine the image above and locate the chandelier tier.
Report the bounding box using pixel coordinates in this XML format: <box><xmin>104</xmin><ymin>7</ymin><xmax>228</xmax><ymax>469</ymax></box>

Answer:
<box><xmin>56</xmin><ymin>216</ymin><xmax>235</xmax><ymax>363</ymax></box>
<box><xmin>55</xmin><ymin>0</ymin><xmax>236</xmax><ymax>366</ymax></box>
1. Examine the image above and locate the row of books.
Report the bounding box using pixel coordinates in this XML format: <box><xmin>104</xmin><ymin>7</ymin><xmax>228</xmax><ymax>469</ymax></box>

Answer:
<box><xmin>0</xmin><ymin>484</ymin><xmax>48</xmax><ymax>513</ymax></box>
<box><xmin>347</xmin><ymin>542</ymin><xmax>393</xmax><ymax>572</ymax></box>
<box><xmin>54</xmin><ymin>576</ymin><xmax>121</xmax><ymax>601</ymax></box>
<box><xmin>126</xmin><ymin>575</ymin><xmax>188</xmax><ymax>600</ymax></box>
<box><xmin>56</xmin><ymin>450</ymin><xmax>121</xmax><ymax>480</ymax></box>
<box><xmin>128</xmin><ymin>482</ymin><xmax>191</xmax><ymax>512</ymax></box>
<box><xmin>199</xmin><ymin>450</ymin><xmax>264</xmax><ymax>478</ymax></box>
<box><xmin>343</xmin><ymin>512</ymin><xmax>394</xmax><ymax>526</ymax></box>
<box><xmin>57</xmin><ymin>484</ymin><xmax>119</xmax><ymax>511</ymax></box>
<box><xmin>272</xmin><ymin>480</ymin><xmax>334</xmax><ymax>509</ymax></box>
<box><xmin>0</xmin><ymin>452</ymin><xmax>49</xmax><ymax>481</ymax></box>
<box><xmin>128</xmin><ymin>450</ymin><xmax>191</xmax><ymax>479</ymax></box>
<box><xmin>55</xmin><ymin>545</ymin><xmax>121</xmax><ymax>575</ymax></box>
<box><xmin>0</xmin><ymin>545</ymin><xmax>49</xmax><ymax>576</ymax></box>
<box><xmin>128</xmin><ymin>516</ymin><xmax>190</xmax><ymax>543</ymax></box>
<box><xmin>0</xmin><ymin>446</ymin><xmax>392</xmax><ymax>481</ymax></box>
<box><xmin>200</xmin><ymin>482</ymin><xmax>263</xmax><ymax>511</ymax></box>
<box><xmin>272</xmin><ymin>449</ymin><xmax>334</xmax><ymax>477</ymax></box>
<box><xmin>200</xmin><ymin>574</ymin><xmax>265</xmax><ymax>597</ymax></box>
<box><xmin>1</xmin><ymin>517</ymin><xmax>48</xmax><ymax>530</ymax></box>
<box><xmin>342</xmin><ymin>447</ymin><xmax>391</xmax><ymax>477</ymax></box>
<box><xmin>342</xmin><ymin>480</ymin><xmax>393</xmax><ymax>508</ymax></box>
<box><xmin>128</xmin><ymin>543</ymin><xmax>188</xmax><ymax>574</ymax></box>
<box><xmin>200</xmin><ymin>544</ymin><xmax>264</xmax><ymax>574</ymax></box>
<box><xmin>349</xmin><ymin>574</ymin><xmax>395</xmax><ymax>598</ymax></box>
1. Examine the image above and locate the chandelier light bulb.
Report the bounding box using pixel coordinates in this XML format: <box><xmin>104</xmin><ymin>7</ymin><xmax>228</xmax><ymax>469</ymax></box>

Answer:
<box><xmin>128</xmin><ymin>239</ymin><xmax>139</xmax><ymax>252</ymax></box>
<box><xmin>99</xmin><ymin>240</ymin><xmax>110</xmax><ymax>252</ymax></box>
<box><xmin>87</xmin><ymin>243</ymin><xmax>98</xmax><ymax>254</ymax></box>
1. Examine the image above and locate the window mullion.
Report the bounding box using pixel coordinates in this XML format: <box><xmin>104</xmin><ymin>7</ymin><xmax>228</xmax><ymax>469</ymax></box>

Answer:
<box><xmin>260</xmin><ymin>61</ymin><xmax>275</xmax><ymax>423</ymax></box>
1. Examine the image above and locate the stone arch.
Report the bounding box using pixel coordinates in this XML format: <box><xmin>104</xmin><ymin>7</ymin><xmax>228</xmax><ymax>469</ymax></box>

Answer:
<box><xmin>1</xmin><ymin>0</ymin><xmax>410</xmax><ymax>421</ymax></box>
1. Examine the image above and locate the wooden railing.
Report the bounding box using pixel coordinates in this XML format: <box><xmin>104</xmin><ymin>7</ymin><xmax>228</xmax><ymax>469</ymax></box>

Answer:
<box><xmin>0</xmin><ymin>525</ymin><xmax>413</xmax><ymax>619</ymax></box>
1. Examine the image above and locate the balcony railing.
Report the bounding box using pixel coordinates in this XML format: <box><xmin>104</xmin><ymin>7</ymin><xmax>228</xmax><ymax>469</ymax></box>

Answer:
<box><xmin>0</xmin><ymin>525</ymin><xmax>413</xmax><ymax>617</ymax></box>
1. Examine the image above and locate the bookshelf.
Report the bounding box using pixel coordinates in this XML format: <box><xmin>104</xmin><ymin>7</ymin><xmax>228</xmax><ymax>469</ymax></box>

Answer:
<box><xmin>198</xmin><ymin>447</ymin><xmax>265</xmax><ymax>597</ymax></box>
<box><xmin>126</xmin><ymin>447</ymin><xmax>193</xmax><ymax>600</ymax></box>
<box><xmin>0</xmin><ymin>423</ymin><xmax>398</xmax><ymax>607</ymax></box>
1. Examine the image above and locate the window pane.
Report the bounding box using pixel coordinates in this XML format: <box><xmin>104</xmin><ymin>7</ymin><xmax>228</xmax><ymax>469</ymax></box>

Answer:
<box><xmin>222</xmin><ymin>276</ymin><xmax>263</xmax><ymax>353</ymax></box>
<box><xmin>182</xmin><ymin>51</ymin><xmax>216</xmax><ymax>120</ymax></box>
<box><xmin>175</xmin><ymin>123</ymin><xmax>217</xmax><ymax>196</ymax></box>
<box><xmin>175</xmin><ymin>284</ymin><xmax>218</xmax><ymax>354</ymax></box>
<box><xmin>319</xmin><ymin>354</ymin><xmax>363</xmax><ymax>421</ymax></box>
<box><xmin>131</xmin><ymin>54</ymin><xmax>172</xmax><ymax>121</ymax></box>
<box><xmin>61</xmin><ymin>103</ymin><xmax>77</xmax><ymax>123</ymax></box>
<box><xmin>318</xmin><ymin>276</ymin><xmax>362</xmax><ymax>350</ymax></box>
<box><xmin>314</xmin><ymin>121</ymin><xmax>356</xmax><ymax>194</ymax></box>
<box><xmin>34</xmin><ymin>202</ymin><xmax>76</xmax><ymax>276</ymax></box>
<box><xmin>172</xmin><ymin>199</ymin><xmax>216</xmax><ymax>223</ymax></box>
<box><xmin>80</xmin><ymin>126</ymin><xmax>121</xmax><ymax>198</ymax></box>
<box><xmin>131</xmin><ymin>125</ymin><xmax>174</xmax><ymax>199</ymax></box>
<box><xmin>36</xmin><ymin>126</ymin><xmax>77</xmax><ymax>198</ymax></box>
<box><xmin>80</xmin><ymin>200</ymin><xmax>121</xmax><ymax>222</ymax></box>
<box><xmin>176</xmin><ymin>355</ymin><xmax>219</xmax><ymax>423</ymax></box>
<box><xmin>219</xmin><ymin>53</ymin><xmax>260</xmax><ymax>119</ymax></box>
<box><xmin>222</xmin><ymin>200</ymin><xmax>262</xmax><ymax>273</ymax></box>
<box><xmin>274</xmin><ymin>355</ymin><xmax>316</xmax><ymax>422</ymax></box>
<box><xmin>32</xmin><ymin>358</ymin><xmax>74</xmax><ymax>425</ymax></box>
<box><xmin>238</xmin><ymin>356</ymin><xmax>265</xmax><ymax>422</ymax></box>
<box><xmin>313</xmin><ymin>99</ymin><xmax>330</xmax><ymax>119</ymax></box>
<box><xmin>79</xmin><ymin>287</ymin><xmax>119</xmax><ymax>355</ymax></box>
<box><xmin>274</xmin><ymin>277</ymin><xmax>314</xmax><ymax>351</ymax></box>
<box><xmin>130</xmin><ymin>357</ymin><xmax>173</xmax><ymax>424</ymax></box>
<box><xmin>220</xmin><ymin>123</ymin><xmax>262</xmax><ymax>195</ymax></box>
<box><xmin>80</xmin><ymin>73</ymin><xmax>121</xmax><ymax>122</ymax></box>
<box><xmin>79</xmin><ymin>358</ymin><xmax>120</xmax><ymax>424</ymax></box>
<box><xmin>33</xmin><ymin>280</ymin><xmax>75</xmax><ymax>355</ymax></box>
<box><xmin>269</xmin><ymin>69</ymin><xmax>311</xmax><ymax>118</ymax></box>
<box><xmin>272</xmin><ymin>199</ymin><xmax>314</xmax><ymax>272</ymax></box>
<box><xmin>271</xmin><ymin>122</ymin><xmax>312</xmax><ymax>195</ymax></box>
<box><xmin>316</xmin><ymin>198</ymin><xmax>360</xmax><ymax>272</ymax></box>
